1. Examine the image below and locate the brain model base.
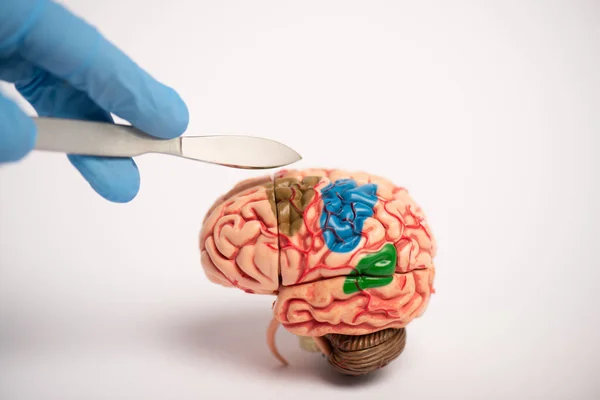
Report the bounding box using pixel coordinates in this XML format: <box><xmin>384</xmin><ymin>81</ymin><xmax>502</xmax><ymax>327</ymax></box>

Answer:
<box><xmin>200</xmin><ymin>168</ymin><xmax>437</xmax><ymax>376</ymax></box>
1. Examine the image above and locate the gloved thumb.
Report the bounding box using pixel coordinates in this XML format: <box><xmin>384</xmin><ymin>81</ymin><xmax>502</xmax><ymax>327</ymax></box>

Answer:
<box><xmin>0</xmin><ymin>92</ymin><xmax>36</xmax><ymax>163</ymax></box>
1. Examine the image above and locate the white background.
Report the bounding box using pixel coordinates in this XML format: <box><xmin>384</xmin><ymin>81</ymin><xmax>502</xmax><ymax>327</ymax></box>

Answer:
<box><xmin>1</xmin><ymin>1</ymin><xmax>599</xmax><ymax>399</ymax></box>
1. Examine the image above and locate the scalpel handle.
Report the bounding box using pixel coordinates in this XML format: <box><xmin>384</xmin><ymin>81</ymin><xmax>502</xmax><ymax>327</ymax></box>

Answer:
<box><xmin>33</xmin><ymin>117</ymin><xmax>180</xmax><ymax>157</ymax></box>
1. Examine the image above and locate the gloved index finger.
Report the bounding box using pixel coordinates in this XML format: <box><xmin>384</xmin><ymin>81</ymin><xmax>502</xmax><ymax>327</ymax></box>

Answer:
<box><xmin>0</xmin><ymin>0</ymin><xmax>189</xmax><ymax>139</ymax></box>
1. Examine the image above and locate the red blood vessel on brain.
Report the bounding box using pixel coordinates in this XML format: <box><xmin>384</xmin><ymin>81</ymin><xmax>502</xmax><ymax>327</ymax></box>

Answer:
<box><xmin>200</xmin><ymin>168</ymin><xmax>437</xmax><ymax>375</ymax></box>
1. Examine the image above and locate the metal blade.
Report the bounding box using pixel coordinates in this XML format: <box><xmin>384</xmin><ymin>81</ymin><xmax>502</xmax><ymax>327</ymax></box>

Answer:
<box><xmin>179</xmin><ymin>135</ymin><xmax>302</xmax><ymax>169</ymax></box>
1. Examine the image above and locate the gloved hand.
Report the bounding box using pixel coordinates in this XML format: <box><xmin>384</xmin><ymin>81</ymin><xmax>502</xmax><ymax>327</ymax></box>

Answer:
<box><xmin>0</xmin><ymin>0</ymin><xmax>189</xmax><ymax>203</ymax></box>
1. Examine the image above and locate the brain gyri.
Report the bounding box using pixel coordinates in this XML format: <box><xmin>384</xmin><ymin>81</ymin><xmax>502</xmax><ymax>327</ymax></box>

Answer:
<box><xmin>199</xmin><ymin>169</ymin><xmax>437</xmax><ymax>337</ymax></box>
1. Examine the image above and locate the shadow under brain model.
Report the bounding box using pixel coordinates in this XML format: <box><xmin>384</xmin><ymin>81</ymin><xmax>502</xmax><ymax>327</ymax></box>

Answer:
<box><xmin>166</xmin><ymin>306</ymin><xmax>393</xmax><ymax>386</ymax></box>
<box><xmin>198</xmin><ymin>168</ymin><xmax>437</xmax><ymax>378</ymax></box>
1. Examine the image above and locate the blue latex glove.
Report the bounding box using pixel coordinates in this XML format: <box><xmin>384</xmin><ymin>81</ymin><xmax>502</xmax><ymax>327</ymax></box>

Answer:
<box><xmin>0</xmin><ymin>0</ymin><xmax>189</xmax><ymax>202</ymax></box>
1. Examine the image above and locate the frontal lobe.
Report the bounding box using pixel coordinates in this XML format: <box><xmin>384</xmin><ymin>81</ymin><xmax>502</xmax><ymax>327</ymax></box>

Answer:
<box><xmin>200</xmin><ymin>175</ymin><xmax>280</xmax><ymax>294</ymax></box>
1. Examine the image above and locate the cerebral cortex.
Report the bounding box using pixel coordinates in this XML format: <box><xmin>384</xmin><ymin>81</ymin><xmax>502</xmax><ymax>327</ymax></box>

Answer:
<box><xmin>199</xmin><ymin>169</ymin><xmax>437</xmax><ymax>337</ymax></box>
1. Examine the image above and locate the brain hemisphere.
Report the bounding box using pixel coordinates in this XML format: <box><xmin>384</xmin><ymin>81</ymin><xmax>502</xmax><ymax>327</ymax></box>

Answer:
<box><xmin>199</xmin><ymin>168</ymin><xmax>437</xmax><ymax>337</ymax></box>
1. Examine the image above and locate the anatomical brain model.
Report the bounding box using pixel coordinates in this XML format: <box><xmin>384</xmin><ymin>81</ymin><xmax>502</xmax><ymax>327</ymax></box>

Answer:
<box><xmin>200</xmin><ymin>168</ymin><xmax>436</xmax><ymax>376</ymax></box>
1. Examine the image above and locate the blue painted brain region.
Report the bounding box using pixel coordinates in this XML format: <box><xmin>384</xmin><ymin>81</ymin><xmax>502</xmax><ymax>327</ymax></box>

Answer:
<box><xmin>319</xmin><ymin>179</ymin><xmax>379</xmax><ymax>253</ymax></box>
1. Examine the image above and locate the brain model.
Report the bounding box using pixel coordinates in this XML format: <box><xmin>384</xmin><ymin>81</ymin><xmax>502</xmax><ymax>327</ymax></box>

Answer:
<box><xmin>200</xmin><ymin>168</ymin><xmax>436</xmax><ymax>375</ymax></box>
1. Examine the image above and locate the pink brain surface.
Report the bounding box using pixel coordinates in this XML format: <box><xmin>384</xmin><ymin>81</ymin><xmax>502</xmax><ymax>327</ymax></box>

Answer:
<box><xmin>199</xmin><ymin>175</ymin><xmax>280</xmax><ymax>294</ymax></box>
<box><xmin>199</xmin><ymin>168</ymin><xmax>437</xmax><ymax>337</ymax></box>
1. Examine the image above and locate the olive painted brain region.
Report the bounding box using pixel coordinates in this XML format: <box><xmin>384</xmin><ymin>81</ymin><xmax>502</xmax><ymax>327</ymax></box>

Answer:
<box><xmin>199</xmin><ymin>168</ymin><xmax>437</xmax><ymax>375</ymax></box>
